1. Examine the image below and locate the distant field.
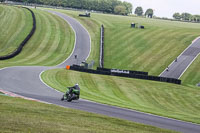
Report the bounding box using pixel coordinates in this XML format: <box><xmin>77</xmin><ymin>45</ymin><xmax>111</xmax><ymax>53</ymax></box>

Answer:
<box><xmin>0</xmin><ymin>95</ymin><xmax>176</xmax><ymax>133</ymax></box>
<box><xmin>42</xmin><ymin>69</ymin><xmax>200</xmax><ymax>124</ymax></box>
<box><xmin>0</xmin><ymin>5</ymin><xmax>32</xmax><ymax>57</ymax></box>
<box><xmin>0</xmin><ymin>6</ymin><xmax>74</xmax><ymax>68</ymax></box>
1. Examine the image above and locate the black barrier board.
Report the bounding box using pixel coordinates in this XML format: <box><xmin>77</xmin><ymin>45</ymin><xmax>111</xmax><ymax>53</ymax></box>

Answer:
<box><xmin>70</xmin><ymin>65</ymin><xmax>181</xmax><ymax>85</ymax></box>
<box><xmin>97</xmin><ymin>67</ymin><xmax>148</xmax><ymax>76</ymax></box>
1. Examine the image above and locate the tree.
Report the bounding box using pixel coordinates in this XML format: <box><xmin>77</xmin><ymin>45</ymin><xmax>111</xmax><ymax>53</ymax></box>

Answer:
<box><xmin>8</xmin><ymin>0</ymin><xmax>133</xmax><ymax>15</ymax></box>
<box><xmin>145</xmin><ymin>8</ymin><xmax>153</xmax><ymax>18</ymax></box>
<box><xmin>122</xmin><ymin>1</ymin><xmax>132</xmax><ymax>15</ymax></box>
<box><xmin>134</xmin><ymin>6</ymin><xmax>143</xmax><ymax>16</ymax></box>
<box><xmin>173</xmin><ymin>12</ymin><xmax>181</xmax><ymax>20</ymax></box>
<box><xmin>181</xmin><ymin>12</ymin><xmax>192</xmax><ymax>21</ymax></box>
<box><xmin>194</xmin><ymin>15</ymin><xmax>200</xmax><ymax>22</ymax></box>
<box><xmin>114</xmin><ymin>5</ymin><xmax>126</xmax><ymax>15</ymax></box>
<box><xmin>0</xmin><ymin>0</ymin><xmax>5</xmax><ymax>2</ymax></box>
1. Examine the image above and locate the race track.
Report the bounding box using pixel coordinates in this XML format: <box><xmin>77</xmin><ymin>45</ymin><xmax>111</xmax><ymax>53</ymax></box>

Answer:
<box><xmin>0</xmin><ymin>10</ymin><xmax>200</xmax><ymax>133</ymax></box>
<box><xmin>160</xmin><ymin>37</ymin><xmax>200</xmax><ymax>79</ymax></box>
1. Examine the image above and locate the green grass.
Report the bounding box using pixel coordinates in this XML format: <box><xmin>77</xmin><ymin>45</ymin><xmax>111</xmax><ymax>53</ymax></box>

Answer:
<box><xmin>181</xmin><ymin>55</ymin><xmax>200</xmax><ymax>86</ymax></box>
<box><xmin>52</xmin><ymin>9</ymin><xmax>200</xmax><ymax>75</ymax></box>
<box><xmin>50</xmin><ymin>8</ymin><xmax>200</xmax><ymax>86</ymax></box>
<box><xmin>0</xmin><ymin>6</ymin><xmax>75</xmax><ymax>68</ymax></box>
<box><xmin>0</xmin><ymin>95</ymin><xmax>177</xmax><ymax>133</ymax></box>
<box><xmin>0</xmin><ymin>5</ymin><xmax>32</xmax><ymax>56</ymax></box>
<box><xmin>0</xmin><ymin>6</ymin><xmax>199</xmax><ymax>131</ymax></box>
<box><xmin>42</xmin><ymin>69</ymin><xmax>200</xmax><ymax>124</ymax></box>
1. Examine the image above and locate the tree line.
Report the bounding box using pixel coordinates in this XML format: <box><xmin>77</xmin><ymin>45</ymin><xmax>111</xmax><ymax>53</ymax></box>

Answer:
<box><xmin>134</xmin><ymin>6</ymin><xmax>154</xmax><ymax>18</ymax></box>
<box><xmin>7</xmin><ymin>0</ymin><xmax>132</xmax><ymax>15</ymax></box>
<box><xmin>173</xmin><ymin>12</ymin><xmax>200</xmax><ymax>22</ymax></box>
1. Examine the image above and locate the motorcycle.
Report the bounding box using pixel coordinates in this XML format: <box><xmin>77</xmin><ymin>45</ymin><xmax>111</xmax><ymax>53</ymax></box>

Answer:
<box><xmin>61</xmin><ymin>87</ymin><xmax>79</xmax><ymax>102</ymax></box>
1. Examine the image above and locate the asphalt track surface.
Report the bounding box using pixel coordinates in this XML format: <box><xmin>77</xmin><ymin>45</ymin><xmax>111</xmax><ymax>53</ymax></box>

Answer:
<box><xmin>160</xmin><ymin>37</ymin><xmax>200</xmax><ymax>79</ymax></box>
<box><xmin>0</xmin><ymin>10</ymin><xmax>200</xmax><ymax>133</ymax></box>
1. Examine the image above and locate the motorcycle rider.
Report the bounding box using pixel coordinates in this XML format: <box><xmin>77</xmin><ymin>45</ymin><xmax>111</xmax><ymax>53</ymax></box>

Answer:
<box><xmin>67</xmin><ymin>83</ymin><xmax>80</xmax><ymax>100</ymax></box>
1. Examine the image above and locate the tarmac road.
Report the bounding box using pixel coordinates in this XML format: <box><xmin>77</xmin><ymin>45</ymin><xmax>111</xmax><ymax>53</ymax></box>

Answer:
<box><xmin>0</xmin><ymin>10</ymin><xmax>200</xmax><ymax>133</ymax></box>
<box><xmin>160</xmin><ymin>37</ymin><xmax>200</xmax><ymax>79</ymax></box>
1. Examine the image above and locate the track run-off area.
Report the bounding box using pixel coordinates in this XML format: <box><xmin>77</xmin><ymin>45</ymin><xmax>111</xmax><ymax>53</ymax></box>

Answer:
<box><xmin>0</xmin><ymin>8</ymin><xmax>200</xmax><ymax>133</ymax></box>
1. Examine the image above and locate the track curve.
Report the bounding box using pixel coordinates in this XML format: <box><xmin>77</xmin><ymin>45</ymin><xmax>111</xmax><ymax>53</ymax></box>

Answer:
<box><xmin>160</xmin><ymin>37</ymin><xmax>200</xmax><ymax>79</ymax></box>
<box><xmin>0</xmin><ymin>10</ymin><xmax>200</xmax><ymax>133</ymax></box>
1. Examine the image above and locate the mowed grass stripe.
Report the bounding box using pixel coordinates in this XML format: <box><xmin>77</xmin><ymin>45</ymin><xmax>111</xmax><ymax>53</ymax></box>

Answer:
<box><xmin>0</xmin><ymin>6</ymin><xmax>14</xmax><ymax>29</ymax></box>
<box><xmin>0</xmin><ymin>7</ymin><xmax>18</xmax><ymax>50</ymax></box>
<box><xmin>12</xmin><ymin>11</ymin><xmax>50</xmax><ymax>63</ymax></box>
<box><xmin>2</xmin><ymin>8</ymin><xmax>31</xmax><ymax>55</ymax></box>
<box><xmin>24</xmin><ymin>12</ymin><xmax>52</xmax><ymax>63</ymax></box>
<box><xmin>0</xmin><ymin>6</ymin><xmax>3</xmax><ymax>16</ymax></box>
<box><xmin>22</xmin><ymin>9</ymin><xmax>73</xmax><ymax>65</ymax></box>
<box><xmin>104</xmin><ymin>28</ymin><xmax>156</xmax><ymax>68</ymax></box>
<box><xmin>0</xmin><ymin>6</ymin><xmax>32</xmax><ymax>56</ymax></box>
<box><xmin>0</xmin><ymin>6</ymin><xmax>31</xmax><ymax>54</ymax></box>
<box><xmin>42</xmin><ymin>69</ymin><xmax>200</xmax><ymax>123</ymax></box>
<box><xmin>134</xmin><ymin>30</ymin><xmax>183</xmax><ymax>73</ymax></box>
<box><xmin>112</xmin><ymin>28</ymin><xmax>165</xmax><ymax>60</ymax></box>
<box><xmin>0</xmin><ymin>8</ymin><xmax>74</xmax><ymax>68</ymax></box>
<box><xmin>41</xmin><ymin>13</ymin><xmax>75</xmax><ymax>66</ymax></box>
<box><xmin>28</xmin><ymin>12</ymin><xmax>58</xmax><ymax>64</ymax></box>
<box><xmin>181</xmin><ymin>55</ymin><xmax>200</xmax><ymax>85</ymax></box>
<box><xmin>105</xmin><ymin>28</ymin><xmax>161</xmax><ymax>61</ymax></box>
<box><xmin>48</xmin><ymin>8</ymin><xmax>200</xmax><ymax>79</ymax></box>
<box><xmin>89</xmin><ymin>11</ymin><xmax>200</xmax><ymax>77</ymax></box>
<box><xmin>107</xmin><ymin>28</ymin><xmax>167</xmax><ymax>70</ymax></box>
<box><xmin>0</xmin><ymin>96</ymin><xmax>177</xmax><ymax>133</ymax></box>
<box><xmin>111</xmin><ymin>28</ymin><xmax>166</xmax><ymax>64</ymax></box>
<box><xmin>12</xmin><ymin>10</ymin><xmax>46</xmax><ymax>64</ymax></box>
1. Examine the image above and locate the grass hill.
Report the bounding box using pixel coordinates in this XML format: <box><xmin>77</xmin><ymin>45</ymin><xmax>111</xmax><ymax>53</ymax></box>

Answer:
<box><xmin>0</xmin><ymin>5</ymin><xmax>32</xmax><ymax>57</ymax></box>
<box><xmin>54</xmin><ymin>8</ymin><xmax>200</xmax><ymax>85</ymax></box>
<box><xmin>56</xmin><ymin>10</ymin><xmax>200</xmax><ymax>75</ymax></box>
<box><xmin>0</xmin><ymin>5</ymin><xmax>74</xmax><ymax>68</ymax></box>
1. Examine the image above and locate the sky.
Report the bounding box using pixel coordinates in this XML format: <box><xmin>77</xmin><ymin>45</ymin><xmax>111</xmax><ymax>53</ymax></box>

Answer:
<box><xmin>122</xmin><ymin>0</ymin><xmax>200</xmax><ymax>18</ymax></box>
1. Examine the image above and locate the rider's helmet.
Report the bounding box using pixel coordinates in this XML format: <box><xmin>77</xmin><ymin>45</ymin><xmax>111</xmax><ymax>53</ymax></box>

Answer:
<box><xmin>75</xmin><ymin>83</ymin><xmax>79</xmax><ymax>86</ymax></box>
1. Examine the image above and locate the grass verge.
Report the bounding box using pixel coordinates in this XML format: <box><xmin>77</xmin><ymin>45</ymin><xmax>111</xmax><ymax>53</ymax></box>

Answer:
<box><xmin>181</xmin><ymin>55</ymin><xmax>200</xmax><ymax>86</ymax></box>
<box><xmin>0</xmin><ymin>95</ymin><xmax>176</xmax><ymax>133</ymax></box>
<box><xmin>42</xmin><ymin>69</ymin><xmax>200</xmax><ymax>124</ymax></box>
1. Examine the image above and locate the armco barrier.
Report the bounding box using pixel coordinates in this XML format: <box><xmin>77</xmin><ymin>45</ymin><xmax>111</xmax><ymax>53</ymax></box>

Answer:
<box><xmin>99</xmin><ymin>25</ymin><xmax>104</xmax><ymax>68</ymax></box>
<box><xmin>69</xmin><ymin>65</ymin><xmax>181</xmax><ymax>85</ymax></box>
<box><xmin>0</xmin><ymin>7</ymin><xmax>36</xmax><ymax>60</ymax></box>
<box><xmin>97</xmin><ymin>67</ymin><xmax>148</xmax><ymax>76</ymax></box>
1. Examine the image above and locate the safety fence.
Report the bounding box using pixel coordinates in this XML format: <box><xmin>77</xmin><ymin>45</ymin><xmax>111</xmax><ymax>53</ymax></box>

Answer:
<box><xmin>99</xmin><ymin>25</ymin><xmax>104</xmax><ymax>68</ymax></box>
<box><xmin>69</xmin><ymin>65</ymin><xmax>181</xmax><ymax>85</ymax></box>
<box><xmin>97</xmin><ymin>67</ymin><xmax>148</xmax><ymax>76</ymax></box>
<box><xmin>0</xmin><ymin>7</ymin><xmax>36</xmax><ymax>60</ymax></box>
